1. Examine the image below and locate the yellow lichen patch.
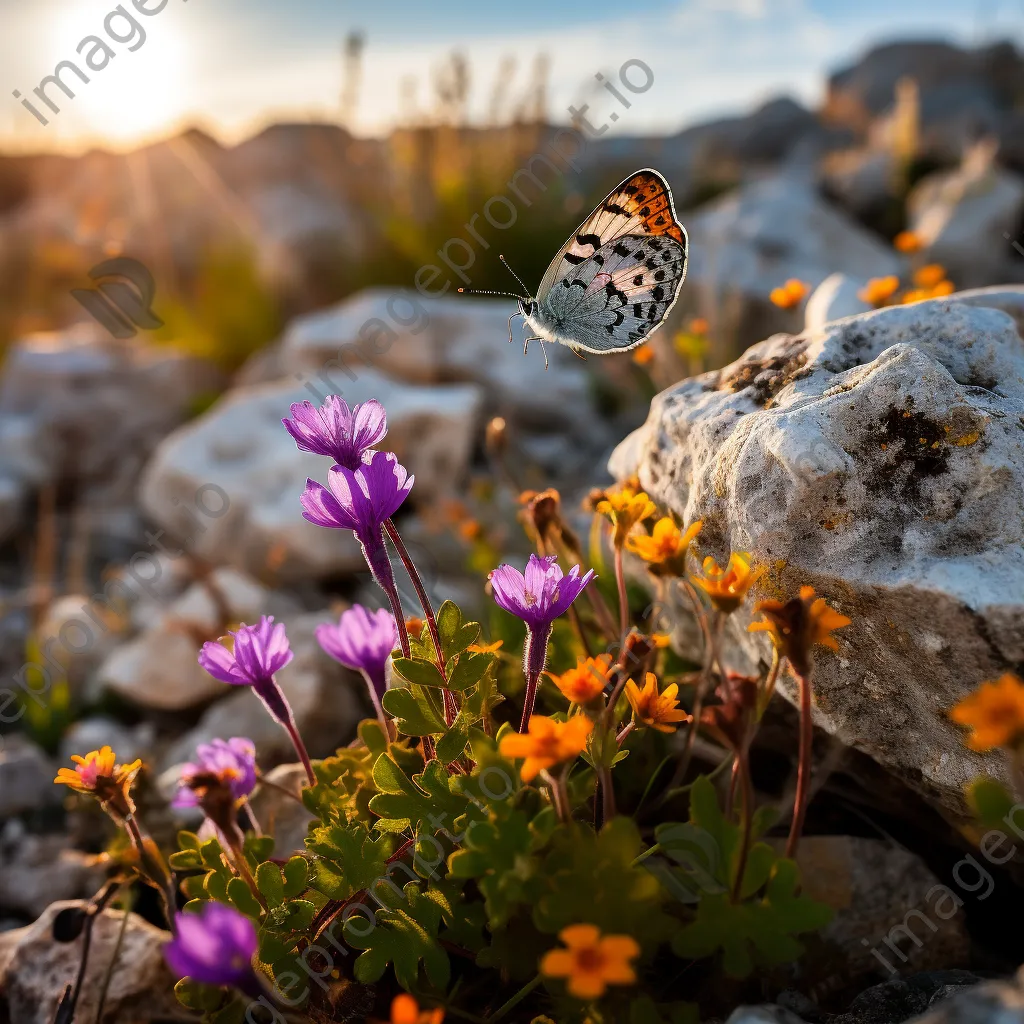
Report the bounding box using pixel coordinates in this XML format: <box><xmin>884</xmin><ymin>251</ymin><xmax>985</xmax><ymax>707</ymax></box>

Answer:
<box><xmin>952</xmin><ymin>431</ymin><xmax>981</xmax><ymax>447</ymax></box>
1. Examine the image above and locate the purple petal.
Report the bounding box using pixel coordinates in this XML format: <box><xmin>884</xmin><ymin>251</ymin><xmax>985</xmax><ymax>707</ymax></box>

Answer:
<box><xmin>489</xmin><ymin>563</ymin><xmax>528</xmax><ymax>618</ymax></box>
<box><xmin>350</xmin><ymin>399</ymin><xmax>388</xmax><ymax>451</ymax></box>
<box><xmin>300</xmin><ymin>477</ymin><xmax>357</xmax><ymax>530</ymax></box>
<box><xmin>198</xmin><ymin>642</ymin><xmax>248</xmax><ymax>685</ymax></box>
<box><xmin>549</xmin><ymin>566</ymin><xmax>596</xmax><ymax>619</ymax></box>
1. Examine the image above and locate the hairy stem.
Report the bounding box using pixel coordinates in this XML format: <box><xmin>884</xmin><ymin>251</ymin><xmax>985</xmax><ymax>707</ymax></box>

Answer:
<box><xmin>786</xmin><ymin>664</ymin><xmax>814</xmax><ymax>859</ymax></box>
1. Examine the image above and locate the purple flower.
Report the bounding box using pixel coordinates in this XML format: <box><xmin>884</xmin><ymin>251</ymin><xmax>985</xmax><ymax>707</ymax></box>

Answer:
<box><xmin>489</xmin><ymin>554</ymin><xmax>595</xmax><ymax>633</ymax></box>
<box><xmin>173</xmin><ymin>738</ymin><xmax>257</xmax><ymax>810</ymax></box>
<box><xmin>489</xmin><ymin>554</ymin><xmax>596</xmax><ymax>730</ymax></box>
<box><xmin>199</xmin><ymin>616</ymin><xmax>293</xmax><ymax>690</ymax></box>
<box><xmin>282</xmin><ymin>396</ymin><xmax>387</xmax><ymax>470</ymax></box>
<box><xmin>164</xmin><ymin>903</ymin><xmax>258</xmax><ymax>989</ymax></box>
<box><xmin>316</xmin><ymin>605</ymin><xmax>397</xmax><ymax>698</ymax></box>
<box><xmin>198</xmin><ymin>616</ymin><xmax>315</xmax><ymax>786</ymax></box>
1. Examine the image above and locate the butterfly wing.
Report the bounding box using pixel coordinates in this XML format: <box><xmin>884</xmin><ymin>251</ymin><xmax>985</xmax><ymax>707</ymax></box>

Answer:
<box><xmin>537</xmin><ymin>168</ymin><xmax>687</xmax><ymax>300</ymax></box>
<box><xmin>539</xmin><ymin>232</ymin><xmax>687</xmax><ymax>353</ymax></box>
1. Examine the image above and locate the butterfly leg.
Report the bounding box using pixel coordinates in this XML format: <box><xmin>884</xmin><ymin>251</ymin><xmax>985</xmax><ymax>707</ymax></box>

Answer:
<box><xmin>522</xmin><ymin>336</ymin><xmax>549</xmax><ymax>370</ymax></box>
<box><xmin>570</xmin><ymin>347</ymin><xmax>587</xmax><ymax>361</ymax></box>
<box><xmin>508</xmin><ymin>311</ymin><xmax>523</xmax><ymax>345</ymax></box>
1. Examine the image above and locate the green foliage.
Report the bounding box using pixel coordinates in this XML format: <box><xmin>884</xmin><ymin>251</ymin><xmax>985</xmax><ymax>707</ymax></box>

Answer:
<box><xmin>967</xmin><ymin>776</ymin><xmax>1015</xmax><ymax>830</ymax></box>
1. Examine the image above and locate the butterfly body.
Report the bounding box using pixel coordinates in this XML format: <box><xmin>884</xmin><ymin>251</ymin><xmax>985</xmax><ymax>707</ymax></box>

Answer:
<box><xmin>520</xmin><ymin>168</ymin><xmax>689</xmax><ymax>357</ymax></box>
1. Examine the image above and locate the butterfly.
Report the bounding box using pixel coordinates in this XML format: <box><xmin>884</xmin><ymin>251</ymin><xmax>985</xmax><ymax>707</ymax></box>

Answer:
<box><xmin>461</xmin><ymin>168</ymin><xmax>688</xmax><ymax>366</ymax></box>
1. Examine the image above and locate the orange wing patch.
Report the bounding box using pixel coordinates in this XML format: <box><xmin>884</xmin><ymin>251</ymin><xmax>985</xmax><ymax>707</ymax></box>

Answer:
<box><xmin>614</xmin><ymin>172</ymin><xmax>685</xmax><ymax>245</ymax></box>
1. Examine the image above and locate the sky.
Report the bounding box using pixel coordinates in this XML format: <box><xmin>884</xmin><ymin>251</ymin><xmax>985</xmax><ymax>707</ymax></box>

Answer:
<box><xmin>0</xmin><ymin>0</ymin><xmax>1021</xmax><ymax>154</ymax></box>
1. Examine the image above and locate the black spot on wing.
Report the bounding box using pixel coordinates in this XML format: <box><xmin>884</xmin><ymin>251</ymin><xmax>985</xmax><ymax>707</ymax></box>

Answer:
<box><xmin>576</xmin><ymin>233</ymin><xmax>602</xmax><ymax>249</ymax></box>
<box><xmin>652</xmin><ymin>286</ymin><xmax>665</xmax><ymax>301</ymax></box>
<box><xmin>613</xmin><ymin>242</ymin><xmax>632</xmax><ymax>257</ymax></box>
<box><xmin>604</xmin><ymin>202</ymin><xmax>628</xmax><ymax>216</ymax></box>
<box><xmin>605</xmin><ymin>282</ymin><xmax>627</xmax><ymax>307</ymax></box>
<box><xmin>563</xmin><ymin>252</ymin><xmax>587</xmax><ymax>266</ymax></box>
<box><xmin>632</xmin><ymin>274</ymin><xmax>643</xmax><ymax>286</ymax></box>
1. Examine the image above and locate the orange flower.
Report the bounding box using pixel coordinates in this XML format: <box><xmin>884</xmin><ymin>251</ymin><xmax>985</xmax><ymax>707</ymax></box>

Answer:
<box><xmin>595</xmin><ymin>487</ymin><xmax>657</xmax><ymax>549</ymax></box>
<box><xmin>688</xmin><ymin>317</ymin><xmax>709</xmax><ymax>335</ymax></box>
<box><xmin>749</xmin><ymin>585</ymin><xmax>851</xmax><ymax>676</ymax></box>
<box><xmin>632</xmin><ymin>345</ymin><xmax>655</xmax><ymax>366</ymax></box>
<box><xmin>901</xmin><ymin>288</ymin><xmax>929</xmax><ymax>304</ymax></box>
<box><xmin>390</xmin><ymin>993</ymin><xmax>444</xmax><ymax>1024</ymax></box>
<box><xmin>950</xmin><ymin>674</ymin><xmax>1024</xmax><ymax>752</ymax></box>
<box><xmin>406</xmin><ymin>616</ymin><xmax>425</xmax><ymax>638</ymax></box>
<box><xmin>54</xmin><ymin>746</ymin><xmax>142</xmax><ymax>819</ymax></box>
<box><xmin>540</xmin><ymin>924</ymin><xmax>640</xmax><ymax>999</ymax></box>
<box><xmin>913</xmin><ymin>263</ymin><xmax>946</xmax><ymax>288</ymax></box>
<box><xmin>625</xmin><ymin>672</ymin><xmax>691</xmax><ymax>733</ymax></box>
<box><xmin>769</xmin><ymin>279</ymin><xmax>810</xmax><ymax>310</ymax></box>
<box><xmin>458</xmin><ymin>518</ymin><xmax>482</xmax><ymax>542</ymax></box>
<box><xmin>549</xmin><ymin>655</ymin><xmax>613</xmax><ymax>705</ymax></box>
<box><xmin>499</xmin><ymin>715</ymin><xmax>593</xmax><ymax>782</ymax></box>
<box><xmin>894</xmin><ymin>230</ymin><xmax>923</xmax><ymax>253</ymax></box>
<box><xmin>626</xmin><ymin>518</ymin><xmax>702</xmax><ymax>575</ymax></box>
<box><xmin>691</xmin><ymin>553</ymin><xmax>765</xmax><ymax>614</ymax></box>
<box><xmin>467</xmin><ymin>639</ymin><xmax>503</xmax><ymax>654</ymax></box>
<box><xmin>931</xmin><ymin>279</ymin><xmax>955</xmax><ymax>297</ymax></box>
<box><xmin>858</xmin><ymin>275</ymin><xmax>900</xmax><ymax>307</ymax></box>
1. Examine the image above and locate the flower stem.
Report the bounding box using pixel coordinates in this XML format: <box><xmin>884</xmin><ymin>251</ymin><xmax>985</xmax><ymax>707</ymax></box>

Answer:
<box><xmin>599</xmin><ymin>764</ymin><xmax>616</xmax><ymax>823</ymax></box>
<box><xmin>672</xmin><ymin>610</ymin><xmax>722</xmax><ymax>789</ymax></box>
<box><xmin>521</xmin><ymin>669</ymin><xmax>540</xmax><ymax>733</ymax></box>
<box><xmin>385</xmin><ymin>518</ymin><xmax>458</xmax><ymax>724</ymax></box>
<box><xmin>614</xmin><ymin>545</ymin><xmax>629</xmax><ymax>639</ymax></box>
<box><xmin>360</xmin><ymin>669</ymin><xmax>390</xmax><ymax>736</ymax></box>
<box><xmin>786</xmin><ymin>664</ymin><xmax>814</xmax><ymax>859</ymax></box>
<box><xmin>124</xmin><ymin>815</ymin><xmax>176</xmax><ymax>927</ymax></box>
<box><xmin>520</xmin><ymin>624</ymin><xmax>551</xmax><ymax>731</ymax></box>
<box><xmin>282</xmin><ymin>715</ymin><xmax>316</xmax><ymax>788</ymax></box>
<box><xmin>489</xmin><ymin>974</ymin><xmax>543</xmax><ymax>1023</ymax></box>
<box><xmin>616</xmin><ymin>720</ymin><xmax>635</xmax><ymax>745</ymax></box>
<box><xmin>731</xmin><ymin>749</ymin><xmax>754</xmax><ymax>902</ymax></box>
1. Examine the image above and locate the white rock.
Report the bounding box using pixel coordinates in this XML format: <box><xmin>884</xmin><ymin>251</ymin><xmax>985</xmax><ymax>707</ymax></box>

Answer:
<box><xmin>680</xmin><ymin>175</ymin><xmax>904</xmax><ymax>355</ymax></box>
<box><xmin>0</xmin><ymin>900</ymin><xmax>178</xmax><ymax>1024</ymax></box>
<box><xmin>139</xmin><ymin>372</ymin><xmax>483</xmax><ymax>582</ymax></box>
<box><xmin>0</xmin><ymin>735</ymin><xmax>57</xmax><ymax>819</ymax></box>
<box><xmin>0</xmin><ymin>823</ymin><xmax>106</xmax><ymax>918</ymax></box>
<box><xmin>161</xmin><ymin>612</ymin><xmax>367</xmax><ymax>771</ymax></box>
<box><xmin>611</xmin><ymin>289</ymin><xmax>1024</xmax><ymax>816</ymax></box>
<box><xmin>58</xmin><ymin>717</ymin><xmax>154</xmax><ymax>768</ymax></box>
<box><xmin>249</xmin><ymin>762</ymin><xmax>316</xmax><ymax>856</ymax></box>
<box><xmin>804</xmin><ymin>273</ymin><xmax>873</xmax><ymax>333</ymax></box>
<box><xmin>36</xmin><ymin>594</ymin><xmax>125</xmax><ymax>695</ymax></box>
<box><xmin>907</xmin><ymin>144</ymin><xmax>1024</xmax><ymax>289</ymax></box>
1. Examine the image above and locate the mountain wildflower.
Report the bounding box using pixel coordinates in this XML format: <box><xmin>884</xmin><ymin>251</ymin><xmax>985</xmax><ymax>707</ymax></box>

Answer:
<box><xmin>540</xmin><ymin>923</ymin><xmax>640</xmax><ymax>999</ymax></box>
<box><xmin>519</xmin><ymin>487</ymin><xmax>583</xmax><ymax>559</ymax></box>
<box><xmin>595</xmin><ymin>487</ymin><xmax>656</xmax><ymax>549</ymax></box>
<box><xmin>689</xmin><ymin>317</ymin><xmax>709</xmax><ymax>334</ymax></box>
<box><xmin>390</xmin><ymin>994</ymin><xmax>445</xmax><ymax>1024</ymax></box>
<box><xmin>769</xmin><ymin>279</ymin><xmax>810</xmax><ymax>309</ymax></box>
<box><xmin>858</xmin><ymin>275</ymin><xmax>900</xmax><ymax>307</ymax></box>
<box><xmin>55</xmin><ymin>745</ymin><xmax>141</xmax><ymax>820</ymax></box>
<box><xmin>316</xmin><ymin>604</ymin><xmax>397</xmax><ymax>728</ymax></box>
<box><xmin>632</xmin><ymin>344</ymin><xmax>655</xmax><ymax>366</ymax></box>
<box><xmin>199</xmin><ymin>616</ymin><xmax>314</xmax><ymax>786</ymax></box>
<box><xmin>625</xmin><ymin>672</ymin><xmax>691</xmax><ymax>733</ymax></box>
<box><xmin>499</xmin><ymin>714</ymin><xmax>594</xmax><ymax>782</ymax></box>
<box><xmin>282</xmin><ymin>396</ymin><xmax>387</xmax><ymax>470</ymax></box>
<box><xmin>627</xmin><ymin>517</ymin><xmax>702</xmax><ymax>575</ymax></box>
<box><xmin>950</xmin><ymin>674</ymin><xmax>1024</xmax><ymax>752</ymax></box>
<box><xmin>749</xmin><ymin>585</ymin><xmax>850</xmax><ymax>677</ymax></box>
<box><xmin>490</xmin><ymin>553</ymin><xmax>595</xmax><ymax>729</ymax></box>
<box><xmin>894</xmin><ymin>230</ymin><xmax>922</xmax><ymax>253</ymax></box>
<box><xmin>173</xmin><ymin>738</ymin><xmax>257</xmax><ymax>810</ymax></box>
<box><xmin>913</xmin><ymin>263</ymin><xmax>947</xmax><ymax>289</ymax></box>
<box><xmin>164</xmin><ymin>903</ymin><xmax>259</xmax><ymax>991</ymax></box>
<box><xmin>691</xmin><ymin>553</ymin><xmax>765</xmax><ymax>614</ymax></box>
<box><xmin>550</xmin><ymin>654</ymin><xmax>613</xmax><ymax>706</ymax></box>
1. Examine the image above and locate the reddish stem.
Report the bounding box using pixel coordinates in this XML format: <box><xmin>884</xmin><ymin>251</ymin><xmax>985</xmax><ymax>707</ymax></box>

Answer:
<box><xmin>614</xmin><ymin>545</ymin><xmax>629</xmax><ymax>640</ymax></box>
<box><xmin>786</xmin><ymin>665</ymin><xmax>814</xmax><ymax>859</ymax></box>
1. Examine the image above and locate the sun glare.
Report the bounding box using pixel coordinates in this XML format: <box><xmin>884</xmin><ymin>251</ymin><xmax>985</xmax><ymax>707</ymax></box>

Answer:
<box><xmin>39</xmin><ymin>0</ymin><xmax>192</xmax><ymax>146</ymax></box>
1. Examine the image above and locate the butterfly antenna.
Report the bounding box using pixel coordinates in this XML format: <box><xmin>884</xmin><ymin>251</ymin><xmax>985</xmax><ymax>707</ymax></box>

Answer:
<box><xmin>499</xmin><ymin>255</ymin><xmax>531</xmax><ymax>297</ymax></box>
<box><xmin>457</xmin><ymin>288</ymin><xmax>527</xmax><ymax>300</ymax></box>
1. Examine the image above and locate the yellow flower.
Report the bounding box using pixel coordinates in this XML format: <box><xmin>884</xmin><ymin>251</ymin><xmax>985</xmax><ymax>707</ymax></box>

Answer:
<box><xmin>913</xmin><ymin>263</ymin><xmax>946</xmax><ymax>288</ymax></box>
<box><xmin>549</xmin><ymin>655</ymin><xmax>613</xmax><ymax>705</ymax></box>
<box><xmin>858</xmin><ymin>275</ymin><xmax>900</xmax><ymax>307</ymax></box>
<box><xmin>632</xmin><ymin>345</ymin><xmax>655</xmax><ymax>366</ymax></box>
<box><xmin>499</xmin><ymin>715</ymin><xmax>593</xmax><ymax>782</ymax></box>
<box><xmin>54</xmin><ymin>746</ymin><xmax>142</xmax><ymax>819</ymax></box>
<box><xmin>894</xmin><ymin>230</ymin><xmax>923</xmax><ymax>253</ymax></box>
<box><xmin>691</xmin><ymin>553</ymin><xmax>765</xmax><ymax>614</ymax></box>
<box><xmin>749</xmin><ymin>585</ymin><xmax>851</xmax><ymax>676</ymax></box>
<box><xmin>390</xmin><ymin>993</ymin><xmax>444</xmax><ymax>1024</ymax></box>
<box><xmin>950</xmin><ymin>674</ymin><xmax>1024</xmax><ymax>752</ymax></box>
<box><xmin>626</xmin><ymin>518</ymin><xmax>702</xmax><ymax>575</ymax></box>
<box><xmin>625</xmin><ymin>672</ymin><xmax>691</xmax><ymax>733</ymax></box>
<box><xmin>769</xmin><ymin>279</ymin><xmax>810</xmax><ymax>310</ymax></box>
<box><xmin>467</xmin><ymin>639</ymin><xmax>503</xmax><ymax>654</ymax></box>
<box><xmin>540</xmin><ymin>924</ymin><xmax>640</xmax><ymax>999</ymax></box>
<box><xmin>595</xmin><ymin>487</ymin><xmax>657</xmax><ymax>549</ymax></box>
<box><xmin>649</xmin><ymin>632</ymin><xmax>671</xmax><ymax>648</ymax></box>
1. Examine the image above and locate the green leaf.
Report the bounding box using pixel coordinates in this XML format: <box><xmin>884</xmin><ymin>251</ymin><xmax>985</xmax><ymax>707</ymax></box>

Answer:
<box><xmin>369</xmin><ymin>757</ymin><xmax>472</xmax><ymax>836</ymax></box>
<box><xmin>446</xmin><ymin>652</ymin><xmax>495</xmax><ymax>693</ymax></box>
<box><xmin>382</xmin><ymin>687</ymin><xmax>446</xmax><ymax>736</ymax></box>
<box><xmin>173</xmin><ymin>978</ymin><xmax>230</xmax><ymax>1012</ymax></box>
<box><xmin>967</xmin><ymin>776</ymin><xmax>1015</xmax><ymax>830</ymax></box>
<box><xmin>436</xmin><ymin>600</ymin><xmax>482</xmax><ymax>660</ymax></box>
<box><xmin>177</xmin><ymin>831</ymin><xmax>202</xmax><ymax>851</ymax></box>
<box><xmin>671</xmin><ymin>856</ymin><xmax>831</xmax><ymax>977</ymax></box>
<box><xmin>200</xmin><ymin>838</ymin><xmax>226</xmax><ymax>869</ymax></box>
<box><xmin>243</xmin><ymin>835</ymin><xmax>275</xmax><ymax>864</ymax></box>
<box><xmin>256</xmin><ymin>862</ymin><xmax>285</xmax><ymax>907</ymax></box>
<box><xmin>267</xmin><ymin>899</ymin><xmax>316</xmax><ymax>932</ymax></box>
<box><xmin>305</xmin><ymin>823</ymin><xmax>393</xmax><ymax>901</ymax></box>
<box><xmin>281</xmin><ymin>857</ymin><xmax>309</xmax><ymax>898</ymax></box>
<box><xmin>343</xmin><ymin>881</ymin><xmax>450</xmax><ymax>990</ymax></box>
<box><xmin>393</xmin><ymin>657</ymin><xmax>447</xmax><ymax>689</ymax></box>
<box><xmin>434</xmin><ymin>709</ymin><xmax>472</xmax><ymax>766</ymax></box>
<box><xmin>358</xmin><ymin>719</ymin><xmax>390</xmax><ymax>757</ymax></box>
<box><xmin>169</xmin><ymin>849</ymin><xmax>204</xmax><ymax>871</ymax></box>
<box><xmin>226</xmin><ymin>877</ymin><xmax>263</xmax><ymax>918</ymax></box>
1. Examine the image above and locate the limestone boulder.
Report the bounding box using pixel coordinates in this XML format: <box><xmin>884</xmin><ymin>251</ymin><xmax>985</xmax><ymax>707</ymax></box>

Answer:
<box><xmin>611</xmin><ymin>289</ymin><xmax>1024</xmax><ymax>817</ymax></box>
